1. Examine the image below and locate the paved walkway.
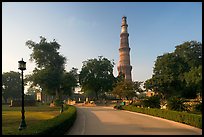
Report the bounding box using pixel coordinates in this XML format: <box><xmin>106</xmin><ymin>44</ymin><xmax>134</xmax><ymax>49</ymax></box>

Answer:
<box><xmin>65</xmin><ymin>106</ymin><xmax>202</xmax><ymax>135</ymax></box>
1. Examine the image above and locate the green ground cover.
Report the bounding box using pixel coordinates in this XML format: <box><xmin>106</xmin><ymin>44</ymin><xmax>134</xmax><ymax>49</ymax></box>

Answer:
<box><xmin>2</xmin><ymin>104</ymin><xmax>64</xmax><ymax>135</ymax></box>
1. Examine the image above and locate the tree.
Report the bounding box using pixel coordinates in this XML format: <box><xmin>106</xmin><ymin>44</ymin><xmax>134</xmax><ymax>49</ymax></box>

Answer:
<box><xmin>26</xmin><ymin>36</ymin><xmax>66</xmax><ymax>69</ymax></box>
<box><xmin>26</xmin><ymin>37</ymin><xmax>75</xmax><ymax>99</ymax></box>
<box><xmin>112</xmin><ymin>80</ymin><xmax>142</xmax><ymax>100</ymax></box>
<box><xmin>115</xmin><ymin>72</ymin><xmax>125</xmax><ymax>83</ymax></box>
<box><xmin>174</xmin><ymin>41</ymin><xmax>202</xmax><ymax>98</ymax></box>
<box><xmin>133</xmin><ymin>81</ymin><xmax>143</xmax><ymax>94</ymax></box>
<box><xmin>112</xmin><ymin>81</ymin><xmax>135</xmax><ymax>100</ymax></box>
<box><xmin>2</xmin><ymin>71</ymin><xmax>21</xmax><ymax>103</ymax></box>
<box><xmin>27</xmin><ymin>67</ymin><xmax>62</xmax><ymax>96</ymax></box>
<box><xmin>145</xmin><ymin>41</ymin><xmax>202</xmax><ymax>99</ymax></box>
<box><xmin>183</xmin><ymin>65</ymin><xmax>202</xmax><ymax>98</ymax></box>
<box><xmin>26</xmin><ymin>87</ymin><xmax>36</xmax><ymax>96</ymax></box>
<box><xmin>61</xmin><ymin>67</ymin><xmax>78</xmax><ymax>96</ymax></box>
<box><xmin>174</xmin><ymin>41</ymin><xmax>202</xmax><ymax>69</ymax></box>
<box><xmin>153</xmin><ymin>53</ymin><xmax>185</xmax><ymax>98</ymax></box>
<box><xmin>79</xmin><ymin>56</ymin><xmax>115</xmax><ymax>100</ymax></box>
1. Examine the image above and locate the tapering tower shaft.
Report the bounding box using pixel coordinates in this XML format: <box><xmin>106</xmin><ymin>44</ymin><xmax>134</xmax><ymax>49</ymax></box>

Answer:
<box><xmin>117</xmin><ymin>16</ymin><xmax>132</xmax><ymax>81</ymax></box>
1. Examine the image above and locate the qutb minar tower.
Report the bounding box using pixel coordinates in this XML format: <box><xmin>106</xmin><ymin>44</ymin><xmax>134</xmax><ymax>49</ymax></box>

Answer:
<box><xmin>117</xmin><ymin>16</ymin><xmax>132</xmax><ymax>81</ymax></box>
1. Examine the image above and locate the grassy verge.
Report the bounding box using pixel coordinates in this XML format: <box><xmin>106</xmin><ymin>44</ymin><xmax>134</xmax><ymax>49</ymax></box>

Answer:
<box><xmin>2</xmin><ymin>104</ymin><xmax>76</xmax><ymax>135</ymax></box>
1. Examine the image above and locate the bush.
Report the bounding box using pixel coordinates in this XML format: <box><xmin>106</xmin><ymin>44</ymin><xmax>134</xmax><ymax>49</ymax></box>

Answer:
<box><xmin>194</xmin><ymin>103</ymin><xmax>202</xmax><ymax>112</ymax></box>
<box><xmin>132</xmin><ymin>102</ymin><xmax>143</xmax><ymax>107</ymax></box>
<box><xmin>122</xmin><ymin>105</ymin><xmax>202</xmax><ymax>129</ymax></box>
<box><xmin>167</xmin><ymin>96</ymin><xmax>187</xmax><ymax>111</ymax></box>
<box><xmin>142</xmin><ymin>95</ymin><xmax>161</xmax><ymax>108</ymax></box>
<box><xmin>17</xmin><ymin>105</ymin><xmax>77</xmax><ymax>135</ymax></box>
<box><xmin>10</xmin><ymin>99</ymin><xmax>36</xmax><ymax>107</ymax></box>
<box><xmin>113</xmin><ymin>105</ymin><xmax>123</xmax><ymax>110</ymax></box>
<box><xmin>54</xmin><ymin>99</ymin><xmax>63</xmax><ymax>106</ymax></box>
<box><xmin>63</xmin><ymin>104</ymin><xmax>69</xmax><ymax>110</ymax></box>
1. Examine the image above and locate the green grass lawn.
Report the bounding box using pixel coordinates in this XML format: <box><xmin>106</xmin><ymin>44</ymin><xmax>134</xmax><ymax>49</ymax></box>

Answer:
<box><xmin>2</xmin><ymin>104</ymin><xmax>62</xmax><ymax>135</ymax></box>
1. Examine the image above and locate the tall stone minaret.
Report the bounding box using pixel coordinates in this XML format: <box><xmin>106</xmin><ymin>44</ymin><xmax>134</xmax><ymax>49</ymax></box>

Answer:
<box><xmin>117</xmin><ymin>16</ymin><xmax>132</xmax><ymax>81</ymax></box>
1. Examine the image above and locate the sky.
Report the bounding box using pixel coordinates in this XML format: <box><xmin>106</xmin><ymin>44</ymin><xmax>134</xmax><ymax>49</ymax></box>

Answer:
<box><xmin>2</xmin><ymin>2</ymin><xmax>202</xmax><ymax>83</ymax></box>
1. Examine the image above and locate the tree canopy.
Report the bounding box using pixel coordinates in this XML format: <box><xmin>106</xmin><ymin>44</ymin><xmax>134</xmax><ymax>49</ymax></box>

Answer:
<box><xmin>112</xmin><ymin>80</ymin><xmax>143</xmax><ymax>100</ymax></box>
<box><xmin>26</xmin><ymin>36</ymin><xmax>78</xmax><ymax>100</ymax></box>
<box><xmin>61</xmin><ymin>67</ymin><xmax>78</xmax><ymax>96</ymax></box>
<box><xmin>144</xmin><ymin>41</ymin><xmax>202</xmax><ymax>99</ymax></box>
<box><xmin>79</xmin><ymin>56</ymin><xmax>116</xmax><ymax>100</ymax></box>
<box><xmin>2</xmin><ymin>71</ymin><xmax>22</xmax><ymax>103</ymax></box>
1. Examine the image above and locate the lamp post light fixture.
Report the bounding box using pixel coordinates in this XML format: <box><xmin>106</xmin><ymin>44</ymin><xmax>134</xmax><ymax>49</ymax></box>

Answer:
<box><xmin>18</xmin><ymin>58</ymin><xmax>27</xmax><ymax>130</ymax></box>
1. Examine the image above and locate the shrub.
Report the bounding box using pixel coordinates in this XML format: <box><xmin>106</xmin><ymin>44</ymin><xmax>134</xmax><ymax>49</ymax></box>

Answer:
<box><xmin>63</xmin><ymin>104</ymin><xmax>69</xmax><ymax>110</ymax></box>
<box><xmin>17</xmin><ymin>105</ymin><xmax>77</xmax><ymax>135</ymax></box>
<box><xmin>113</xmin><ymin>105</ymin><xmax>123</xmax><ymax>110</ymax></box>
<box><xmin>10</xmin><ymin>99</ymin><xmax>36</xmax><ymax>107</ymax></box>
<box><xmin>54</xmin><ymin>99</ymin><xmax>63</xmax><ymax>106</ymax></box>
<box><xmin>142</xmin><ymin>95</ymin><xmax>161</xmax><ymax>108</ymax></box>
<box><xmin>122</xmin><ymin>105</ymin><xmax>202</xmax><ymax>129</ymax></box>
<box><xmin>132</xmin><ymin>102</ymin><xmax>143</xmax><ymax>107</ymax></box>
<box><xmin>194</xmin><ymin>103</ymin><xmax>202</xmax><ymax>112</ymax></box>
<box><xmin>167</xmin><ymin>96</ymin><xmax>187</xmax><ymax>111</ymax></box>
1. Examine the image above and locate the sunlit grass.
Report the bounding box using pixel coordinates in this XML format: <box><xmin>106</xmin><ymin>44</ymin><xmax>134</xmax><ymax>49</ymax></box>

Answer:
<box><xmin>2</xmin><ymin>104</ymin><xmax>62</xmax><ymax>135</ymax></box>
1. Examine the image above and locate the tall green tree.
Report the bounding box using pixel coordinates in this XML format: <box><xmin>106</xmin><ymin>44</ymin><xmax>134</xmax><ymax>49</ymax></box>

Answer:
<box><xmin>79</xmin><ymin>56</ymin><xmax>115</xmax><ymax>100</ymax></box>
<box><xmin>174</xmin><ymin>41</ymin><xmax>202</xmax><ymax>98</ymax></box>
<box><xmin>26</xmin><ymin>36</ymin><xmax>69</xmax><ymax>100</ymax></box>
<box><xmin>174</xmin><ymin>41</ymin><xmax>202</xmax><ymax>69</ymax></box>
<box><xmin>61</xmin><ymin>67</ymin><xmax>78</xmax><ymax>96</ymax></box>
<box><xmin>183</xmin><ymin>65</ymin><xmax>202</xmax><ymax>98</ymax></box>
<box><xmin>2</xmin><ymin>71</ymin><xmax>21</xmax><ymax>103</ymax></box>
<box><xmin>144</xmin><ymin>41</ymin><xmax>202</xmax><ymax>99</ymax></box>
<box><xmin>147</xmin><ymin>53</ymin><xmax>184</xmax><ymax>99</ymax></box>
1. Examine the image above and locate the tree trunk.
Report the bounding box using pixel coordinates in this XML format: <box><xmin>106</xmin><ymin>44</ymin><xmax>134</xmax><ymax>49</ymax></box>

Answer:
<box><xmin>56</xmin><ymin>87</ymin><xmax>63</xmax><ymax>100</ymax></box>
<box><xmin>95</xmin><ymin>91</ymin><xmax>98</xmax><ymax>100</ymax></box>
<box><xmin>55</xmin><ymin>89</ymin><xmax>59</xmax><ymax>100</ymax></box>
<box><xmin>2</xmin><ymin>96</ymin><xmax>8</xmax><ymax>103</ymax></box>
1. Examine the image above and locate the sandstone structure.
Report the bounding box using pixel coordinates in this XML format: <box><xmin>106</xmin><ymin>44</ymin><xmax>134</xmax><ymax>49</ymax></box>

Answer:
<box><xmin>117</xmin><ymin>16</ymin><xmax>132</xmax><ymax>81</ymax></box>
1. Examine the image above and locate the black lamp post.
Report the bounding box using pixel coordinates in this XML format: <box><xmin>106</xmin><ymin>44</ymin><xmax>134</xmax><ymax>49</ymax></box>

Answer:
<box><xmin>18</xmin><ymin>58</ymin><xmax>27</xmax><ymax>130</ymax></box>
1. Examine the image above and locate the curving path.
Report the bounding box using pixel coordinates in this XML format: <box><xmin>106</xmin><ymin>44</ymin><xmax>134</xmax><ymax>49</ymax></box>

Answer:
<box><xmin>65</xmin><ymin>106</ymin><xmax>202</xmax><ymax>135</ymax></box>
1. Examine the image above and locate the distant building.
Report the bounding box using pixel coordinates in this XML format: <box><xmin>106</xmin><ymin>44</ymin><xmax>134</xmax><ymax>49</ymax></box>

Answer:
<box><xmin>36</xmin><ymin>91</ymin><xmax>54</xmax><ymax>103</ymax></box>
<box><xmin>36</xmin><ymin>92</ymin><xmax>42</xmax><ymax>101</ymax></box>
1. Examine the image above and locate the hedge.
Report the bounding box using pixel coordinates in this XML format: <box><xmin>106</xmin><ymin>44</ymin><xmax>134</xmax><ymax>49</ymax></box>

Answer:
<box><xmin>122</xmin><ymin>105</ymin><xmax>202</xmax><ymax>129</ymax></box>
<box><xmin>10</xmin><ymin>99</ymin><xmax>36</xmax><ymax>107</ymax></box>
<box><xmin>17</xmin><ymin>105</ymin><xmax>77</xmax><ymax>135</ymax></box>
